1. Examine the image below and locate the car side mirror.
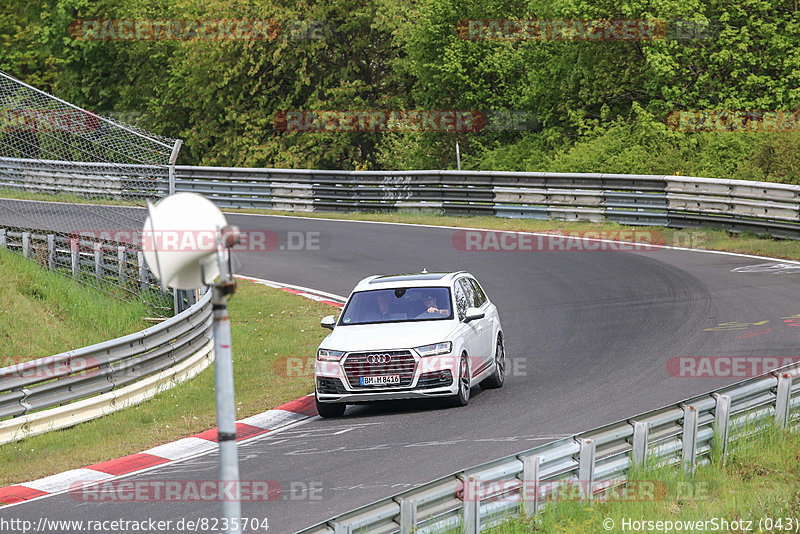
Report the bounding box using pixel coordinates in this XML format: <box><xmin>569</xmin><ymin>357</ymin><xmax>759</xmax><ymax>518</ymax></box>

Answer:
<box><xmin>320</xmin><ymin>315</ymin><xmax>336</xmax><ymax>330</ymax></box>
<box><xmin>464</xmin><ymin>307</ymin><xmax>485</xmax><ymax>323</ymax></box>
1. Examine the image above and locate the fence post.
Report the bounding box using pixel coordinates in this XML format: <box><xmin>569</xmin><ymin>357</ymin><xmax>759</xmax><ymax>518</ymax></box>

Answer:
<box><xmin>520</xmin><ymin>455</ymin><xmax>540</xmax><ymax>517</ymax></box>
<box><xmin>47</xmin><ymin>234</ymin><xmax>55</xmax><ymax>271</ymax></box>
<box><xmin>117</xmin><ymin>246</ymin><xmax>127</xmax><ymax>285</ymax></box>
<box><xmin>713</xmin><ymin>394</ymin><xmax>731</xmax><ymax>463</ymax></box>
<box><xmin>168</xmin><ymin>139</ymin><xmax>182</xmax><ymax>196</ymax></box>
<box><xmin>137</xmin><ymin>251</ymin><xmax>147</xmax><ymax>292</ymax></box>
<box><xmin>0</xmin><ymin>228</ymin><xmax>6</xmax><ymax>248</ymax></box>
<box><xmin>70</xmin><ymin>237</ymin><xmax>79</xmax><ymax>278</ymax></box>
<box><xmin>631</xmin><ymin>421</ymin><xmax>649</xmax><ymax>467</ymax></box>
<box><xmin>93</xmin><ymin>242</ymin><xmax>103</xmax><ymax>280</ymax></box>
<box><xmin>22</xmin><ymin>231</ymin><xmax>30</xmax><ymax>258</ymax></box>
<box><xmin>775</xmin><ymin>373</ymin><xmax>793</xmax><ymax>428</ymax></box>
<box><xmin>462</xmin><ymin>475</ymin><xmax>480</xmax><ymax>534</ymax></box>
<box><xmin>397</xmin><ymin>498</ymin><xmax>417</xmax><ymax>534</ymax></box>
<box><xmin>682</xmin><ymin>405</ymin><xmax>698</xmax><ymax>474</ymax></box>
<box><xmin>578</xmin><ymin>438</ymin><xmax>595</xmax><ymax>501</ymax></box>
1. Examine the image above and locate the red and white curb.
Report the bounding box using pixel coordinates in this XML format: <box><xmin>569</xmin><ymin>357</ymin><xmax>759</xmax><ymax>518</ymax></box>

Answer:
<box><xmin>235</xmin><ymin>275</ymin><xmax>346</xmax><ymax>309</ymax></box>
<box><xmin>0</xmin><ymin>277</ymin><xmax>346</xmax><ymax>507</ymax></box>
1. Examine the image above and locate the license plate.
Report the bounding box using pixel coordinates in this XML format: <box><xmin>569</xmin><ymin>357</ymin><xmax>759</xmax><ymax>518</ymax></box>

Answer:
<box><xmin>360</xmin><ymin>375</ymin><xmax>400</xmax><ymax>386</ymax></box>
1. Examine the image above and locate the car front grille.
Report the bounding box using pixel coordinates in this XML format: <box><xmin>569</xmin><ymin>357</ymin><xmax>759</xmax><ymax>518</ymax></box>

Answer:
<box><xmin>343</xmin><ymin>350</ymin><xmax>416</xmax><ymax>388</ymax></box>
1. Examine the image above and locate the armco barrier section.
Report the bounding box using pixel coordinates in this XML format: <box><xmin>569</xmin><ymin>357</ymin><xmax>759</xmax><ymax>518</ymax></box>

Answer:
<box><xmin>3</xmin><ymin>162</ymin><xmax>799</xmax><ymax>238</ymax></box>
<box><xmin>175</xmin><ymin>168</ymin><xmax>800</xmax><ymax>238</ymax></box>
<box><xmin>297</xmin><ymin>364</ymin><xmax>800</xmax><ymax>534</ymax></box>
<box><xmin>0</xmin><ymin>156</ymin><xmax>168</xmax><ymax>199</ymax></box>
<box><xmin>0</xmin><ymin>290</ymin><xmax>213</xmax><ymax>445</ymax></box>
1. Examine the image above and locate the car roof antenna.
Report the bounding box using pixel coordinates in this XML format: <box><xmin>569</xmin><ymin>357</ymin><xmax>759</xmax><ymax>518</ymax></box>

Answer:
<box><xmin>421</xmin><ymin>267</ymin><xmax>428</xmax><ymax>274</ymax></box>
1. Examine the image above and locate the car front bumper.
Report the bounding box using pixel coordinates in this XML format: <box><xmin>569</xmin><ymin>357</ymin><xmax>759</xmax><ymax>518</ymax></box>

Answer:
<box><xmin>315</xmin><ymin>351</ymin><xmax>459</xmax><ymax>403</ymax></box>
<box><xmin>315</xmin><ymin>383</ymin><xmax>456</xmax><ymax>404</ymax></box>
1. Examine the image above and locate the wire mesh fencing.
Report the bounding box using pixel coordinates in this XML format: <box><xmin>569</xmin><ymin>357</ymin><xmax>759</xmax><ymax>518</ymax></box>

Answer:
<box><xmin>0</xmin><ymin>70</ymin><xmax>183</xmax><ymax>315</ymax></box>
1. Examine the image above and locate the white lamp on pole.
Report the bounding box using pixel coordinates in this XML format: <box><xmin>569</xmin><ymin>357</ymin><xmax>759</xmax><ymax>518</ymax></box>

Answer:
<box><xmin>143</xmin><ymin>192</ymin><xmax>242</xmax><ymax>534</ymax></box>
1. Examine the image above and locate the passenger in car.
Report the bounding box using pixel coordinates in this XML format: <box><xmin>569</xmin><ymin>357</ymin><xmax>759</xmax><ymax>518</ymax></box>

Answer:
<box><xmin>366</xmin><ymin>292</ymin><xmax>394</xmax><ymax>322</ymax></box>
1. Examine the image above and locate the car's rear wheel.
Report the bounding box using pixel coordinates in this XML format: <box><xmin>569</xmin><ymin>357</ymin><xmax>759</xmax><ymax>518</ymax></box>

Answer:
<box><xmin>315</xmin><ymin>394</ymin><xmax>346</xmax><ymax>418</ymax></box>
<box><xmin>480</xmin><ymin>334</ymin><xmax>505</xmax><ymax>389</ymax></box>
<box><xmin>450</xmin><ymin>353</ymin><xmax>471</xmax><ymax>407</ymax></box>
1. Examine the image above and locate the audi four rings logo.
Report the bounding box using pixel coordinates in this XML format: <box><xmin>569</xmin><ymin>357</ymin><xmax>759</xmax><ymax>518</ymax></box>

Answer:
<box><xmin>367</xmin><ymin>354</ymin><xmax>392</xmax><ymax>364</ymax></box>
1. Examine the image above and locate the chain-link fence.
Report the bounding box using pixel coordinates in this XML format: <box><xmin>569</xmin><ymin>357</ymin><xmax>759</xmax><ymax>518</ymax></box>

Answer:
<box><xmin>0</xmin><ymin>70</ymin><xmax>183</xmax><ymax>315</ymax></box>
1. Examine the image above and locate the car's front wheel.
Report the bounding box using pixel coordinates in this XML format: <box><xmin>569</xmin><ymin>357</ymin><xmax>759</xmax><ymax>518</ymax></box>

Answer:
<box><xmin>450</xmin><ymin>353</ymin><xmax>471</xmax><ymax>407</ymax></box>
<box><xmin>480</xmin><ymin>334</ymin><xmax>505</xmax><ymax>389</ymax></box>
<box><xmin>315</xmin><ymin>395</ymin><xmax>346</xmax><ymax>418</ymax></box>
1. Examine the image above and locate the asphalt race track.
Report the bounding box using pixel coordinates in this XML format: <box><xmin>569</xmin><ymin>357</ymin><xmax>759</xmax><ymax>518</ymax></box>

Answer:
<box><xmin>2</xmin><ymin>201</ymin><xmax>800</xmax><ymax>533</ymax></box>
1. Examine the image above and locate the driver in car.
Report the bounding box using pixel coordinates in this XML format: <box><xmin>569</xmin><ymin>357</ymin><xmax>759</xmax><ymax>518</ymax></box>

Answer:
<box><xmin>420</xmin><ymin>293</ymin><xmax>450</xmax><ymax>317</ymax></box>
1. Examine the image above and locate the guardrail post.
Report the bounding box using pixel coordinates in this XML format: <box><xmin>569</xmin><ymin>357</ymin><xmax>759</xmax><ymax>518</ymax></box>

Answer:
<box><xmin>682</xmin><ymin>405</ymin><xmax>698</xmax><ymax>474</ymax></box>
<box><xmin>330</xmin><ymin>523</ymin><xmax>352</xmax><ymax>534</ymax></box>
<box><xmin>713</xmin><ymin>394</ymin><xmax>731</xmax><ymax>463</ymax></box>
<box><xmin>117</xmin><ymin>246</ymin><xmax>127</xmax><ymax>285</ymax></box>
<box><xmin>520</xmin><ymin>455</ymin><xmax>540</xmax><ymax>517</ymax></box>
<box><xmin>47</xmin><ymin>234</ymin><xmax>55</xmax><ymax>270</ymax></box>
<box><xmin>93</xmin><ymin>242</ymin><xmax>103</xmax><ymax>280</ymax></box>
<box><xmin>462</xmin><ymin>475</ymin><xmax>480</xmax><ymax>534</ymax></box>
<box><xmin>775</xmin><ymin>372</ymin><xmax>793</xmax><ymax>428</ymax></box>
<box><xmin>0</xmin><ymin>228</ymin><xmax>6</xmax><ymax>248</ymax></box>
<box><xmin>578</xmin><ymin>438</ymin><xmax>595</xmax><ymax>501</ymax></box>
<box><xmin>631</xmin><ymin>421</ymin><xmax>649</xmax><ymax>467</ymax></box>
<box><xmin>397</xmin><ymin>497</ymin><xmax>417</xmax><ymax>534</ymax></box>
<box><xmin>70</xmin><ymin>237</ymin><xmax>79</xmax><ymax>277</ymax></box>
<box><xmin>22</xmin><ymin>231</ymin><xmax>30</xmax><ymax>258</ymax></box>
<box><xmin>137</xmin><ymin>251</ymin><xmax>147</xmax><ymax>292</ymax></box>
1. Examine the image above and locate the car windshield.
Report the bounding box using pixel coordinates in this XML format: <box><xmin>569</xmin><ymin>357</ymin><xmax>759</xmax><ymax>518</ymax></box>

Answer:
<box><xmin>339</xmin><ymin>287</ymin><xmax>453</xmax><ymax>325</ymax></box>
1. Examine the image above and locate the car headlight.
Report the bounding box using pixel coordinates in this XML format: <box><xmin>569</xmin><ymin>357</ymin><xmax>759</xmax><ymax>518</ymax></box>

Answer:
<box><xmin>414</xmin><ymin>342</ymin><xmax>452</xmax><ymax>357</ymax></box>
<box><xmin>317</xmin><ymin>349</ymin><xmax>345</xmax><ymax>361</ymax></box>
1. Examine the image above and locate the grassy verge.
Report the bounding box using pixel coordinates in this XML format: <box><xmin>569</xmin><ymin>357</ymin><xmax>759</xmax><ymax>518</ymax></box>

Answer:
<box><xmin>0</xmin><ymin>279</ymin><xmax>332</xmax><ymax>487</ymax></box>
<box><xmin>0</xmin><ymin>187</ymin><xmax>139</xmax><ymax>207</ymax></box>
<box><xmin>0</xmin><ymin>248</ymin><xmax>152</xmax><ymax>367</ymax></box>
<box><xmin>227</xmin><ymin>208</ymin><xmax>800</xmax><ymax>262</ymax></box>
<box><xmin>483</xmin><ymin>423</ymin><xmax>800</xmax><ymax>533</ymax></box>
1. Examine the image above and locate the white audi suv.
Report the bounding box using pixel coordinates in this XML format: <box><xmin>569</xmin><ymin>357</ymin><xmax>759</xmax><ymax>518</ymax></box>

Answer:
<box><xmin>314</xmin><ymin>271</ymin><xmax>505</xmax><ymax>417</ymax></box>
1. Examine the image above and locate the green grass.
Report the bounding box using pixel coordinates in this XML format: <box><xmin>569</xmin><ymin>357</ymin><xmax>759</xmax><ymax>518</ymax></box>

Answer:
<box><xmin>0</xmin><ymin>187</ymin><xmax>140</xmax><ymax>207</ymax></box>
<box><xmin>480</xmin><ymin>422</ymin><xmax>800</xmax><ymax>533</ymax></box>
<box><xmin>0</xmin><ymin>248</ymin><xmax>153</xmax><ymax>367</ymax></box>
<box><xmin>0</xmin><ymin>279</ymin><xmax>333</xmax><ymax>487</ymax></box>
<box><xmin>226</xmin><ymin>208</ymin><xmax>800</xmax><ymax>262</ymax></box>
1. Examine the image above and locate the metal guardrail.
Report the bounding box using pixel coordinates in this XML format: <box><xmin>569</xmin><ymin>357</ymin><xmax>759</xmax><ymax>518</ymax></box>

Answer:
<box><xmin>297</xmin><ymin>363</ymin><xmax>800</xmax><ymax>534</ymax></box>
<box><xmin>0</xmin><ymin>156</ymin><xmax>168</xmax><ymax>199</ymax></box>
<box><xmin>3</xmin><ymin>161</ymin><xmax>799</xmax><ymax>238</ymax></box>
<box><xmin>173</xmin><ymin>167</ymin><xmax>800</xmax><ymax>239</ymax></box>
<box><xmin>0</xmin><ymin>289</ymin><xmax>213</xmax><ymax>444</ymax></box>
